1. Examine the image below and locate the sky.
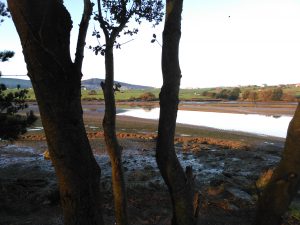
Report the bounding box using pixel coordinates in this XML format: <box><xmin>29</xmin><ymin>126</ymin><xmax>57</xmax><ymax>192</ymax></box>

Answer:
<box><xmin>1</xmin><ymin>0</ymin><xmax>300</xmax><ymax>88</ymax></box>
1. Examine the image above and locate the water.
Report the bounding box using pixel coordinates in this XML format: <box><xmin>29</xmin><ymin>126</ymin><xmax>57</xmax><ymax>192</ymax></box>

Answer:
<box><xmin>118</xmin><ymin>108</ymin><xmax>292</xmax><ymax>138</ymax></box>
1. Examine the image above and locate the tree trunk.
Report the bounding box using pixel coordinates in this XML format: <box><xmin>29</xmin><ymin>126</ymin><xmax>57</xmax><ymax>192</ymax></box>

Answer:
<box><xmin>255</xmin><ymin>103</ymin><xmax>300</xmax><ymax>225</ymax></box>
<box><xmin>101</xmin><ymin>44</ymin><xmax>128</xmax><ymax>225</ymax></box>
<box><xmin>156</xmin><ymin>0</ymin><xmax>199</xmax><ymax>225</ymax></box>
<box><xmin>8</xmin><ymin>1</ymin><xmax>104</xmax><ymax>224</ymax></box>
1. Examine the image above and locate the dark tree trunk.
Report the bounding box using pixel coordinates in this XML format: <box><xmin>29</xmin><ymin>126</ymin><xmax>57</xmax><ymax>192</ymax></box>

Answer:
<box><xmin>255</xmin><ymin>103</ymin><xmax>300</xmax><ymax>225</ymax></box>
<box><xmin>156</xmin><ymin>0</ymin><xmax>199</xmax><ymax>225</ymax></box>
<box><xmin>8</xmin><ymin>1</ymin><xmax>104</xmax><ymax>224</ymax></box>
<box><xmin>101</xmin><ymin>44</ymin><xmax>128</xmax><ymax>225</ymax></box>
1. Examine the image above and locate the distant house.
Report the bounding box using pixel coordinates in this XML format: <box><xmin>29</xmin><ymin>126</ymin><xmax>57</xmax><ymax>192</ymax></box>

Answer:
<box><xmin>295</xmin><ymin>83</ymin><xmax>300</xmax><ymax>87</ymax></box>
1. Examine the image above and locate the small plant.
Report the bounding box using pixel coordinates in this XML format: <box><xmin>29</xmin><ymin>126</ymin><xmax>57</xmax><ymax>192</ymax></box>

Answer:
<box><xmin>289</xmin><ymin>206</ymin><xmax>300</xmax><ymax>221</ymax></box>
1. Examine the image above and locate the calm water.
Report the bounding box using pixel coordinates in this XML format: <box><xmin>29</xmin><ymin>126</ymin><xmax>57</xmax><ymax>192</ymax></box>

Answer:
<box><xmin>118</xmin><ymin>108</ymin><xmax>292</xmax><ymax>138</ymax></box>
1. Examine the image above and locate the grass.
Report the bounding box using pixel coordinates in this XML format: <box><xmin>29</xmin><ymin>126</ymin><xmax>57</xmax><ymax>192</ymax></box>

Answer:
<box><xmin>79</xmin><ymin>88</ymin><xmax>213</xmax><ymax>101</ymax></box>
<box><xmin>4</xmin><ymin>84</ymin><xmax>300</xmax><ymax>102</ymax></box>
<box><xmin>82</xmin><ymin>89</ymin><xmax>160</xmax><ymax>101</ymax></box>
<box><xmin>289</xmin><ymin>205</ymin><xmax>300</xmax><ymax>221</ymax></box>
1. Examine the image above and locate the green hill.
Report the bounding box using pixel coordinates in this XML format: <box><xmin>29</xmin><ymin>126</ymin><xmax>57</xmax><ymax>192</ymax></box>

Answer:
<box><xmin>0</xmin><ymin>77</ymin><xmax>153</xmax><ymax>90</ymax></box>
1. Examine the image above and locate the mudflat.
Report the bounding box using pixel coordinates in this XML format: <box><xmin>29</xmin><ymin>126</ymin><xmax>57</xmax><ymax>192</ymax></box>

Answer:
<box><xmin>1</xmin><ymin>101</ymin><xmax>299</xmax><ymax>225</ymax></box>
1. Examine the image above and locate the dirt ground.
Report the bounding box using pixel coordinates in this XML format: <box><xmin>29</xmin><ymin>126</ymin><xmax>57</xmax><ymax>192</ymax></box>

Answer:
<box><xmin>1</xmin><ymin>101</ymin><xmax>299</xmax><ymax>225</ymax></box>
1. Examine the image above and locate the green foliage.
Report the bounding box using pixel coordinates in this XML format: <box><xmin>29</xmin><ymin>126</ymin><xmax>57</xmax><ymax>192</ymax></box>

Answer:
<box><xmin>289</xmin><ymin>206</ymin><xmax>300</xmax><ymax>221</ymax></box>
<box><xmin>0</xmin><ymin>84</ymin><xmax>29</xmax><ymax>114</ymax></box>
<box><xmin>216</xmin><ymin>89</ymin><xmax>229</xmax><ymax>99</ymax></box>
<box><xmin>215</xmin><ymin>88</ymin><xmax>240</xmax><ymax>100</ymax></box>
<box><xmin>5</xmin><ymin>85</ymin><xmax>300</xmax><ymax>102</ymax></box>
<box><xmin>0</xmin><ymin>1</ymin><xmax>9</xmax><ymax>24</ymax></box>
<box><xmin>228</xmin><ymin>87</ymin><xmax>241</xmax><ymax>100</ymax></box>
<box><xmin>0</xmin><ymin>1</ymin><xmax>15</xmax><ymax>67</ymax></box>
<box><xmin>0</xmin><ymin>83</ymin><xmax>36</xmax><ymax>139</ymax></box>
<box><xmin>0</xmin><ymin>50</ymin><xmax>14</xmax><ymax>62</ymax></box>
<box><xmin>90</xmin><ymin>0</ymin><xmax>164</xmax><ymax>55</ymax></box>
<box><xmin>272</xmin><ymin>87</ymin><xmax>283</xmax><ymax>101</ymax></box>
<box><xmin>0</xmin><ymin>111</ymin><xmax>37</xmax><ymax>140</ymax></box>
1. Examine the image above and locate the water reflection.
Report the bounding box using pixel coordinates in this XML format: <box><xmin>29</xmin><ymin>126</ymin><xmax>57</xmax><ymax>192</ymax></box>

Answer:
<box><xmin>118</xmin><ymin>108</ymin><xmax>292</xmax><ymax>138</ymax></box>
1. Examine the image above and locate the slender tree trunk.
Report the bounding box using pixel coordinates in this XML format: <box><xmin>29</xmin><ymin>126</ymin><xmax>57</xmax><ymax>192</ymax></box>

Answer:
<box><xmin>101</xmin><ymin>44</ymin><xmax>128</xmax><ymax>225</ymax></box>
<box><xmin>8</xmin><ymin>1</ymin><xmax>104</xmax><ymax>224</ymax></box>
<box><xmin>255</xmin><ymin>103</ymin><xmax>300</xmax><ymax>225</ymax></box>
<box><xmin>156</xmin><ymin>0</ymin><xmax>199</xmax><ymax>225</ymax></box>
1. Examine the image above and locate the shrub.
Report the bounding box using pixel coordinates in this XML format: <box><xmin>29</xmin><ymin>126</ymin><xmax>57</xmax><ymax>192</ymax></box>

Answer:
<box><xmin>259</xmin><ymin>89</ymin><xmax>273</xmax><ymax>102</ymax></box>
<box><xmin>272</xmin><ymin>88</ymin><xmax>283</xmax><ymax>101</ymax></box>
<box><xmin>0</xmin><ymin>112</ymin><xmax>36</xmax><ymax>139</ymax></box>
<box><xmin>88</xmin><ymin>90</ymin><xmax>97</xmax><ymax>95</ymax></box>
<box><xmin>249</xmin><ymin>91</ymin><xmax>258</xmax><ymax>103</ymax></box>
<box><xmin>0</xmin><ymin>83</ymin><xmax>36</xmax><ymax>139</ymax></box>
<box><xmin>216</xmin><ymin>89</ymin><xmax>229</xmax><ymax>99</ymax></box>
<box><xmin>242</xmin><ymin>90</ymin><xmax>251</xmax><ymax>100</ymax></box>
<box><xmin>138</xmin><ymin>92</ymin><xmax>156</xmax><ymax>101</ymax></box>
<box><xmin>228</xmin><ymin>87</ymin><xmax>241</xmax><ymax>100</ymax></box>
<box><xmin>216</xmin><ymin>88</ymin><xmax>240</xmax><ymax>100</ymax></box>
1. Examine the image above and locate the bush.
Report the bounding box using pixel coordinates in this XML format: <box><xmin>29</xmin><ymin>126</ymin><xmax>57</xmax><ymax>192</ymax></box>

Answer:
<box><xmin>0</xmin><ymin>83</ymin><xmax>37</xmax><ymax>139</ymax></box>
<box><xmin>249</xmin><ymin>91</ymin><xmax>258</xmax><ymax>103</ymax></box>
<box><xmin>138</xmin><ymin>92</ymin><xmax>156</xmax><ymax>101</ymax></box>
<box><xmin>272</xmin><ymin>88</ymin><xmax>283</xmax><ymax>101</ymax></box>
<box><xmin>216</xmin><ymin>88</ymin><xmax>240</xmax><ymax>100</ymax></box>
<box><xmin>282</xmin><ymin>93</ymin><xmax>297</xmax><ymax>102</ymax></box>
<box><xmin>259</xmin><ymin>89</ymin><xmax>273</xmax><ymax>102</ymax></box>
<box><xmin>216</xmin><ymin>89</ymin><xmax>229</xmax><ymax>99</ymax></box>
<box><xmin>0</xmin><ymin>111</ymin><xmax>37</xmax><ymax>139</ymax></box>
<box><xmin>242</xmin><ymin>90</ymin><xmax>251</xmax><ymax>100</ymax></box>
<box><xmin>88</xmin><ymin>90</ymin><xmax>97</xmax><ymax>95</ymax></box>
<box><xmin>228</xmin><ymin>88</ymin><xmax>240</xmax><ymax>100</ymax></box>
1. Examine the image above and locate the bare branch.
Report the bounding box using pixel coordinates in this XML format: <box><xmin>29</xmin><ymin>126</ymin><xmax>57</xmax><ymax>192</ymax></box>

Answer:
<box><xmin>74</xmin><ymin>0</ymin><xmax>93</xmax><ymax>73</ymax></box>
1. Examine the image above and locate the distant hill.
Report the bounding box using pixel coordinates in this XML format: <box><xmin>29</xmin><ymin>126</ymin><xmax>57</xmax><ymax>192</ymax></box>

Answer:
<box><xmin>0</xmin><ymin>77</ymin><xmax>153</xmax><ymax>90</ymax></box>
<box><xmin>81</xmin><ymin>78</ymin><xmax>153</xmax><ymax>90</ymax></box>
<box><xmin>0</xmin><ymin>78</ymin><xmax>32</xmax><ymax>89</ymax></box>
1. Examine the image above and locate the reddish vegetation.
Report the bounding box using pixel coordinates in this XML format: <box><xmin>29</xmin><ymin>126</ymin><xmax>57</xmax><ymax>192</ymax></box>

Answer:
<box><xmin>21</xmin><ymin>132</ymin><xmax>249</xmax><ymax>151</ymax></box>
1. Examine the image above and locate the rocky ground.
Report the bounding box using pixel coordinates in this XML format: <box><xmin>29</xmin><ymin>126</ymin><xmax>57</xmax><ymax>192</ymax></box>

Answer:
<box><xmin>1</xmin><ymin>131</ymin><xmax>300</xmax><ymax>225</ymax></box>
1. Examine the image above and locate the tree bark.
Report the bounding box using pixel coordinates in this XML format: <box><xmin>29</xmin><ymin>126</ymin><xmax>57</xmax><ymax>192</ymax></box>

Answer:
<box><xmin>8</xmin><ymin>1</ymin><xmax>104</xmax><ymax>224</ymax></box>
<box><xmin>101</xmin><ymin>44</ymin><xmax>128</xmax><ymax>225</ymax></box>
<box><xmin>156</xmin><ymin>0</ymin><xmax>199</xmax><ymax>225</ymax></box>
<box><xmin>255</xmin><ymin>102</ymin><xmax>300</xmax><ymax>225</ymax></box>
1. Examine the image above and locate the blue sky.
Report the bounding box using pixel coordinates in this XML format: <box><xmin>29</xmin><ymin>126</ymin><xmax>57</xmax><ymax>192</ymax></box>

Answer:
<box><xmin>1</xmin><ymin>0</ymin><xmax>300</xmax><ymax>88</ymax></box>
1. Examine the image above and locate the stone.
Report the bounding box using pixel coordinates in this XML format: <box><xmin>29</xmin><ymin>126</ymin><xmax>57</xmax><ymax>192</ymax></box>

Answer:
<box><xmin>43</xmin><ymin>150</ymin><xmax>51</xmax><ymax>160</ymax></box>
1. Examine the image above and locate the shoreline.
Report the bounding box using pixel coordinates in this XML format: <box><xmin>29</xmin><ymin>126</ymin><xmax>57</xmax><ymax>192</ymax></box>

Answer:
<box><xmin>115</xmin><ymin>100</ymin><xmax>297</xmax><ymax>116</ymax></box>
<box><xmin>24</xmin><ymin>100</ymin><xmax>289</xmax><ymax>147</ymax></box>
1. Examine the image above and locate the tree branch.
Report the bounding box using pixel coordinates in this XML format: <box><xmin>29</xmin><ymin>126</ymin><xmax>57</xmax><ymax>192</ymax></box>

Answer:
<box><xmin>97</xmin><ymin>0</ymin><xmax>109</xmax><ymax>41</ymax></box>
<box><xmin>110</xmin><ymin>11</ymin><xmax>132</xmax><ymax>41</ymax></box>
<box><xmin>74</xmin><ymin>0</ymin><xmax>93</xmax><ymax>73</ymax></box>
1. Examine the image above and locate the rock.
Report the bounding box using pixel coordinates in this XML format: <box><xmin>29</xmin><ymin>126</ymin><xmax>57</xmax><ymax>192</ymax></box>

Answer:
<box><xmin>43</xmin><ymin>150</ymin><xmax>51</xmax><ymax>160</ymax></box>
<box><xmin>256</xmin><ymin>168</ymin><xmax>274</xmax><ymax>189</ymax></box>
<box><xmin>207</xmin><ymin>184</ymin><xmax>225</xmax><ymax>196</ymax></box>
<box><xmin>226</xmin><ymin>187</ymin><xmax>253</xmax><ymax>203</ymax></box>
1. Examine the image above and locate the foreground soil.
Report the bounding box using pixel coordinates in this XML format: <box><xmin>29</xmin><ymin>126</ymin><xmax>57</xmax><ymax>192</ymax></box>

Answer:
<box><xmin>1</xmin><ymin>101</ymin><xmax>299</xmax><ymax>225</ymax></box>
<box><xmin>1</xmin><ymin>131</ymin><xmax>300</xmax><ymax>225</ymax></box>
